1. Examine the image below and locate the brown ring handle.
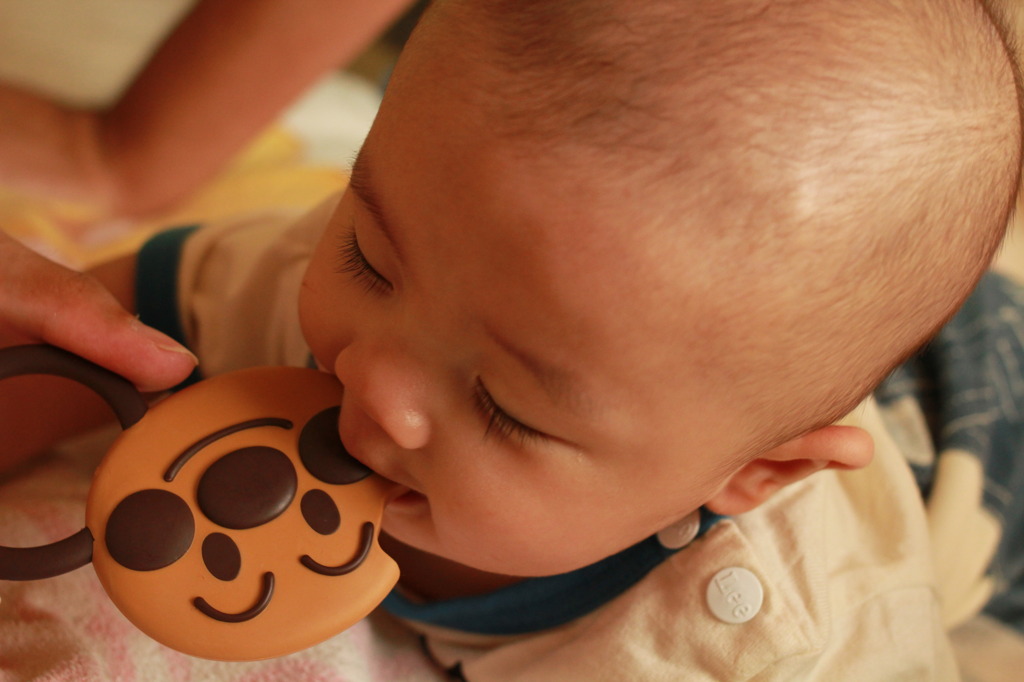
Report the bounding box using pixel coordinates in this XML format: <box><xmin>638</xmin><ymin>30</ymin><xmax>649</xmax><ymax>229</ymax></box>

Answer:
<box><xmin>0</xmin><ymin>344</ymin><xmax>149</xmax><ymax>580</ymax></box>
<box><xmin>0</xmin><ymin>344</ymin><xmax>147</xmax><ymax>429</ymax></box>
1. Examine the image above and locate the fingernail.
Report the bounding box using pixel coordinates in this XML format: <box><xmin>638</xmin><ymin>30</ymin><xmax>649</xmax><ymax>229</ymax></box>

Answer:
<box><xmin>134</xmin><ymin>320</ymin><xmax>198</xmax><ymax>365</ymax></box>
<box><xmin>157</xmin><ymin>343</ymin><xmax>199</xmax><ymax>365</ymax></box>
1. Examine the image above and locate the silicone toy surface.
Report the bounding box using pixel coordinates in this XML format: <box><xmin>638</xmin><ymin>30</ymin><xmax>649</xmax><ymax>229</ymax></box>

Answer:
<box><xmin>0</xmin><ymin>345</ymin><xmax>399</xmax><ymax>661</ymax></box>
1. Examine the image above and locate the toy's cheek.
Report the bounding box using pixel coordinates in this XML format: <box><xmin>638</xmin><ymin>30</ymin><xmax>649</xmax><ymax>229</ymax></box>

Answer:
<box><xmin>105</xmin><ymin>490</ymin><xmax>194</xmax><ymax>571</ymax></box>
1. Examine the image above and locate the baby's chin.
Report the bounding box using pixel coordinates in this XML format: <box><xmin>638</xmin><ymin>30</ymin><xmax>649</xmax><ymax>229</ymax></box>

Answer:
<box><xmin>379</xmin><ymin>494</ymin><xmax>626</xmax><ymax>580</ymax></box>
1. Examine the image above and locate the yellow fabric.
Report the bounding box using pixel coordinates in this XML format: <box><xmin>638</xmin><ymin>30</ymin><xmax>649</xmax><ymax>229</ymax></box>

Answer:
<box><xmin>1</xmin><ymin>127</ymin><xmax>345</xmax><ymax>270</ymax></box>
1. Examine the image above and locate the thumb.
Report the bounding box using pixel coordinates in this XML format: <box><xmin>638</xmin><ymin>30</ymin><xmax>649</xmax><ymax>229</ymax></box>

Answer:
<box><xmin>0</xmin><ymin>235</ymin><xmax>197</xmax><ymax>391</ymax></box>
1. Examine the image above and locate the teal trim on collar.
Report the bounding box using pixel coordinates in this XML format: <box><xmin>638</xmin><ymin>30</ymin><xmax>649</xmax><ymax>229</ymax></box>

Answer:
<box><xmin>136</xmin><ymin>225</ymin><xmax>202</xmax><ymax>390</ymax></box>
<box><xmin>382</xmin><ymin>508</ymin><xmax>723</xmax><ymax>636</ymax></box>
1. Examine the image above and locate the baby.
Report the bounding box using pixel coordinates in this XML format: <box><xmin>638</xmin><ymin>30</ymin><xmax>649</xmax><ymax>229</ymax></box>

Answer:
<box><xmin>2</xmin><ymin>0</ymin><xmax>1022</xmax><ymax>678</ymax></box>
<box><xmin>295</xmin><ymin>0</ymin><xmax>1019</xmax><ymax>582</ymax></box>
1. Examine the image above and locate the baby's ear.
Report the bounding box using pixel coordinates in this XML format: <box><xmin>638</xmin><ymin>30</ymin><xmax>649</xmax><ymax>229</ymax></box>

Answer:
<box><xmin>705</xmin><ymin>425</ymin><xmax>873</xmax><ymax>516</ymax></box>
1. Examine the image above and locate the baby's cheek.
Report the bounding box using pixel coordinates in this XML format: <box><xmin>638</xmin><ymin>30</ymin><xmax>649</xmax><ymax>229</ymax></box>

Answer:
<box><xmin>297</xmin><ymin>247</ymin><xmax>348</xmax><ymax>350</ymax></box>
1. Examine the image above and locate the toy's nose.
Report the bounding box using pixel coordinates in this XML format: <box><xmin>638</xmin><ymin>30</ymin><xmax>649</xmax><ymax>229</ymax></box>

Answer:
<box><xmin>197</xmin><ymin>447</ymin><xmax>297</xmax><ymax>529</ymax></box>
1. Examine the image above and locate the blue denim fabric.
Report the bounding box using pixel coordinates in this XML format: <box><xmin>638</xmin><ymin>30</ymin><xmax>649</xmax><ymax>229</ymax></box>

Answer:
<box><xmin>877</xmin><ymin>272</ymin><xmax>1024</xmax><ymax>631</ymax></box>
<box><xmin>136</xmin><ymin>225</ymin><xmax>203</xmax><ymax>389</ymax></box>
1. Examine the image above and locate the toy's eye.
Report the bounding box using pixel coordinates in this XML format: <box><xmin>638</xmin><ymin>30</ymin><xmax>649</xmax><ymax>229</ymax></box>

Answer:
<box><xmin>299</xmin><ymin>406</ymin><xmax>372</xmax><ymax>485</ymax></box>
<box><xmin>106</xmin><ymin>489</ymin><xmax>194</xmax><ymax>571</ymax></box>
<box><xmin>202</xmin><ymin>532</ymin><xmax>241</xmax><ymax>581</ymax></box>
<box><xmin>197</xmin><ymin>447</ymin><xmax>297</xmax><ymax>529</ymax></box>
<box><xmin>301</xmin><ymin>489</ymin><xmax>341</xmax><ymax>535</ymax></box>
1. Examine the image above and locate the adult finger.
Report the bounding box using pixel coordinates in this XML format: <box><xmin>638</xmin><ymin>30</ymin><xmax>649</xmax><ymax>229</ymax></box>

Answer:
<box><xmin>0</xmin><ymin>234</ymin><xmax>196</xmax><ymax>391</ymax></box>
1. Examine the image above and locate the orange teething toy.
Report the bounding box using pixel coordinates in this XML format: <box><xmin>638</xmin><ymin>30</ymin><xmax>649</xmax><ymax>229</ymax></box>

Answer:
<box><xmin>0</xmin><ymin>345</ymin><xmax>399</xmax><ymax>660</ymax></box>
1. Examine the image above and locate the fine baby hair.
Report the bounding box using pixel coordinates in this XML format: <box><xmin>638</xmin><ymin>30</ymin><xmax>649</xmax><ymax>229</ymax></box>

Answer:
<box><xmin>444</xmin><ymin>0</ymin><xmax>1023</xmax><ymax>455</ymax></box>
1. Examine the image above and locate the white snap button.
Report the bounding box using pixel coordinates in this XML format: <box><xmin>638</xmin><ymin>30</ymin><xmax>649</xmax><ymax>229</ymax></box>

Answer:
<box><xmin>656</xmin><ymin>510</ymin><xmax>702</xmax><ymax>549</ymax></box>
<box><xmin>706</xmin><ymin>567</ymin><xmax>763</xmax><ymax>624</ymax></box>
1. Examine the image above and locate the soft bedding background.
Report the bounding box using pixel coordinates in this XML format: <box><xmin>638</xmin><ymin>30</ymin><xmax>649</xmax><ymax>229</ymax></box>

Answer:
<box><xmin>0</xmin><ymin>3</ymin><xmax>446</xmax><ymax>679</ymax></box>
<box><xmin>3</xmin><ymin>1</ymin><xmax>1024</xmax><ymax>680</ymax></box>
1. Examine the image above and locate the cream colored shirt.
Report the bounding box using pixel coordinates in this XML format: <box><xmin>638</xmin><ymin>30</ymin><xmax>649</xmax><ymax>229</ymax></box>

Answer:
<box><xmin>388</xmin><ymin>400</ymin><xmax>959</xmax><ymax>681</ymax></box>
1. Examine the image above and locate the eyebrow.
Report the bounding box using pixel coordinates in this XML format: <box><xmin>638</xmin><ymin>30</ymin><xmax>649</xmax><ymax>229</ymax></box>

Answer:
<box><xmin>486</xmin><ymin>326</ymin><xmax>592</xmax><ymax>418</ymax></box>
<box><xmin>349</xmin><ymin>150</ymin><xmax>405</xmax><ymax>264</ymax></box>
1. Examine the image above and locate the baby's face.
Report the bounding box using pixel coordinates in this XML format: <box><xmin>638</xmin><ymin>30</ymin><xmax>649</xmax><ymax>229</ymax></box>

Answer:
<box><xmin>298</xmin><ymin>33</ymin><xmax>762</xmax><ymax>579</ymax></box>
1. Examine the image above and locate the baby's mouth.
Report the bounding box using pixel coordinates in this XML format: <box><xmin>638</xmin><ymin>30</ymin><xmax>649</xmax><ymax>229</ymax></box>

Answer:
<box><xmin>340</xmin><ymin>439</ymin><xmax>422</xmax><ymax>504</ymax></box>
<box><xmin>331</xmin><ymin>403</ymin><xmax>425</xmax><ymax>508</ymax></box>
<box><xmin>386</xmin><ymin>486</ymin><xmax>429</xmax><ymax>514</ymax></box>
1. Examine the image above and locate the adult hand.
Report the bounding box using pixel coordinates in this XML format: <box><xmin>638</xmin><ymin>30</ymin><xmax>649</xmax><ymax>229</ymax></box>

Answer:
<box><xmin>0</xmin><ymin>232</ymin><xmax>196</xmax><ymax>392</ymax></box>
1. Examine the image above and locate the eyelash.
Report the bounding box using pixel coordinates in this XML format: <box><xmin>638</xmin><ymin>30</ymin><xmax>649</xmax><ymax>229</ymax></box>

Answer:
<box><xmin>336</xmin><ymin>229</ymin><xmax>393</xmax><ymax>295</ymax></box>
<box><xmin>336</xmin><ymin>228</ymin><xmax>542</xmax><ymax>446</ymax></box>
<box><xmin>473</xmin><ymin>379</ymin><xmax>546</xmax><ymax>445</ymax></box>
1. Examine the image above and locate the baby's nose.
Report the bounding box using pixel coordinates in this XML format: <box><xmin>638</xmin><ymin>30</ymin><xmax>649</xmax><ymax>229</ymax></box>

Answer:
<box><xmin>333</xmin><ymin>346</ymin><xmax>432</xmax><ymax>451</ymax></box>
<box><xmin>196</xmin><ymin>446</ymin><xmax>298</xmax><ymax>529</ymax></box>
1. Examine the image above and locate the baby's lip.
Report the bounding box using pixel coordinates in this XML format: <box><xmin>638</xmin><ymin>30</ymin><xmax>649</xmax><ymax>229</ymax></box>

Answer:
<box><xmin>385</xmin><ymin>485</ymin><xmax>429</xmax><ymax>515</ymax></box>
<box><xmin>349</xmin><ymin>454</ymin><xmax>421</xmax><ymax>502</ymax></box>
<box><xmin>337</xmin><ymin>432</ymin><xmax>407</xmax><ymax>487</ymax></box>
<box><xmin>385</xmin><ymin>484</ymin><xmax>417</xmax><ymax>504</ymax></box>
<box><xmin>332</xmin><ymin>415</ymin><xmax>423</xmax><ymax>501</ymax></box>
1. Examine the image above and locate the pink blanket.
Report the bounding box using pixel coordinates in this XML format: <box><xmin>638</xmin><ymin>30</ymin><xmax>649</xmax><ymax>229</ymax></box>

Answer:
<box><xmin>0</xmin><ymin>442</ymin><xmax>442</xmax><ymax>682</ymax></box>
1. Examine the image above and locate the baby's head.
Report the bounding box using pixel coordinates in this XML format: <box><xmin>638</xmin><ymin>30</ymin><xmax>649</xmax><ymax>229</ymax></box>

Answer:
<box><xmin>300</xmin><ymin>0</ymin><xmax>1022</xmax><ymax>579</ymax></box>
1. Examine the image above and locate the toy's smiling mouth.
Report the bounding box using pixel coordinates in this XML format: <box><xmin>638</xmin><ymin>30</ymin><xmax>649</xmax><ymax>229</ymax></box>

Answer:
<box><xmin>301</xmin><ymin>522</ymin><xmax>374</xmax><ymax>576</ymax></box>
<box><xmin>189</xmin><ymin>523</ymin><xmax>375</xmax><ymax>623</ymax></box>
<box><xmin>194</xmin><ymin>572</ymin><xmax>275</xmax><ymax>623</ymax></box>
